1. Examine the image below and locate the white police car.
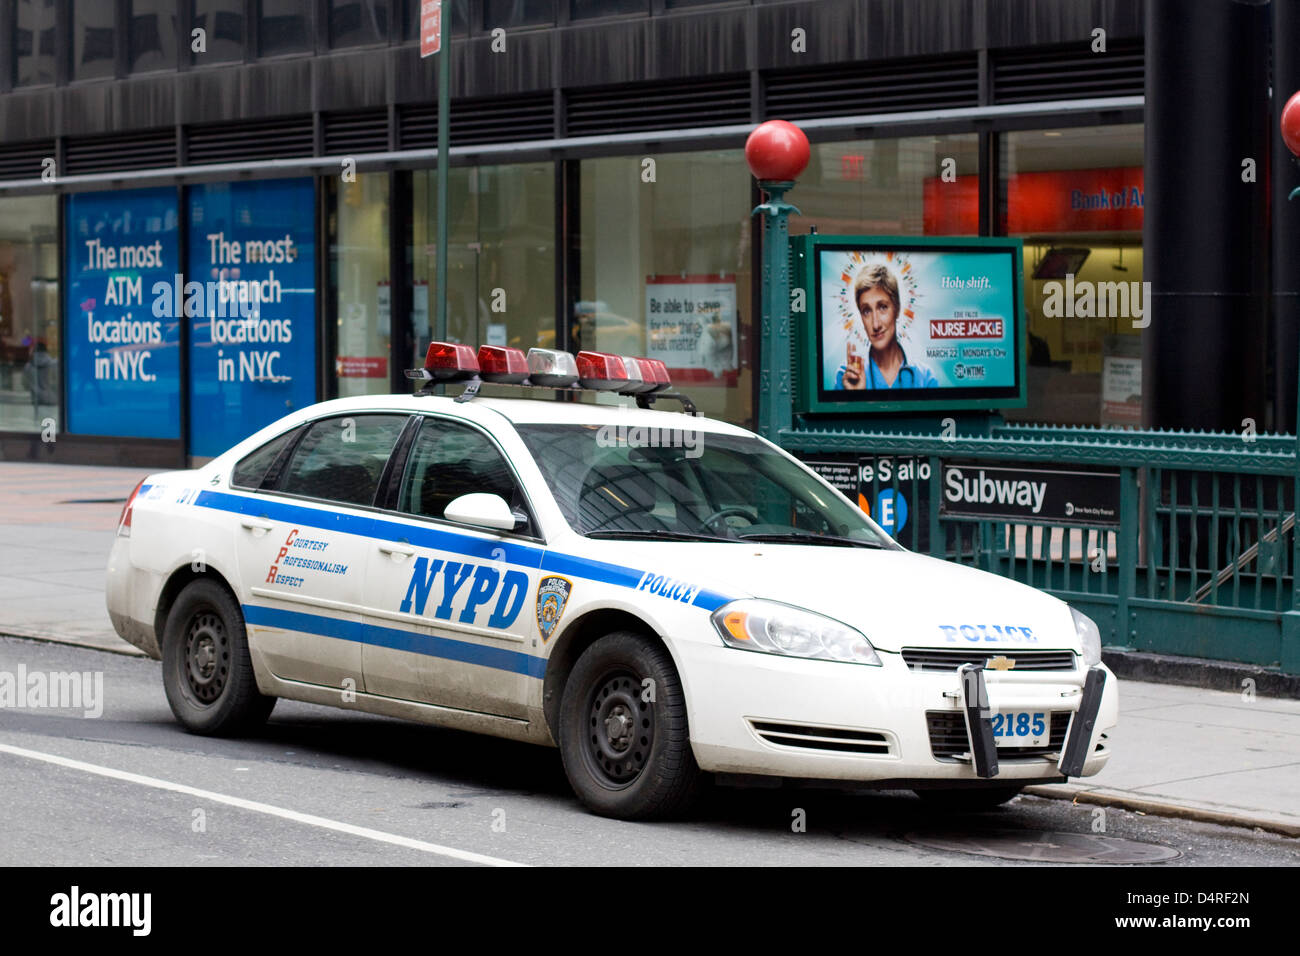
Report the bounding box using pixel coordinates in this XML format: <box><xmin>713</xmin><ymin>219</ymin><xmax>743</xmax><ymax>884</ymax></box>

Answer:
<box><xmin>106</xmin><ymin>344</ymin><xmax>1117</xmax><ymax>819</ymax></box>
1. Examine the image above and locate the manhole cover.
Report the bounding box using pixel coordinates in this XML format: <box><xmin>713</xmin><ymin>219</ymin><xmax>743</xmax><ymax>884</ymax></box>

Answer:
<box><xmin>903</xmin><ymin>829</ymin><xmax>1181</xmax><ymax>864</ymax></box>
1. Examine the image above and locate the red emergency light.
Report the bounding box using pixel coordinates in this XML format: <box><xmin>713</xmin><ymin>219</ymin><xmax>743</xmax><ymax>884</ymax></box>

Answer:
<box><xmin>477</xmin><ymin>345</ymin><xmax>530</xmax><ymax>384</ymax></box>
<box><xmin>575</xmin><ymin>350</ymin><xmax>630</xmax><ymax>390</ymax></box>
<box><xmin>638</xmin><ymin>357</ymin><xmax>671</xmax><ymax>392</ymax></box>
<box><xmin>420</xmin><ymin>341</ymin><xmax>479</xmax><ymax>382</ymax></box>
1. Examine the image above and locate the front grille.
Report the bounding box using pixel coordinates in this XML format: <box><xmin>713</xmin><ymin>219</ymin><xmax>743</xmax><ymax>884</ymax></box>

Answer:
<box><xmin>901</xmin><ymin>648</ymin><xmax>1077</xmax><ymax>673</ymax></box>
<box><xmin>749</xmin><ymin>720</ymin><xmax>892</xmax><ymax>756</ymax></box>
<box><xmin>926</xmin><ymin>711</ymin><xmax>1070</xmax><ymax>761</ymax></box>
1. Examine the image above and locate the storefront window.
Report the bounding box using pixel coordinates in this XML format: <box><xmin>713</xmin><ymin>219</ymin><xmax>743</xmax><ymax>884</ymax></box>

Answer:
<box><xmin>483</xmin><ymin>0</ymin><xmax>555</xmax><ymax>28</ymax></box>
<box><xmin>259</xmin><ymin>0</ymin><xmax>312</xmax><ymax>56</ymax></box>
<box><xmin>570</xmin><ymin>0</ymin><xmax>646</xmax><ymax>19</ymax></box>
<box><xmin>130</xmin><ymin>0</ymin><xmax>178</xmax><ymax>72</ymax></box>
<box><xmin>330</xmin><ymin>174</ymin><xmax>392</xmax><ymax>398</ymax></box>
<box><xmin>72</xmin><ymin>0</ymin><xmax>117</xmax><ymax>81</ymax></box>
<box><xmin>330</xmin><ymin>0</ymin><xmax>389</xmax><ymax>47</ymax></box>
<box><xmin>788</xmin><ymin>135</ymin><xmax>980</xmax><ymax>237</ymax></box>
<box><xmin>578</xmin><ymin>151</ymin><xmax>752</xmax><ymax>427</ymax></box>
<box><xmin>410</xmin><ymin>163</ymin><xmax>556</xmax><ymax>365</ymax></box>
<box><xmin>191</xmin><ymin>0</ymin><xmax>245</xmax><ymax>64</ymax></box>
<box><xmin>1000</xmin><ymin>124</ymin><xmax>1145</xmax><ymax>426</ymax></box>
<box><xmin>0</xmin><ymin>197</ymin><xmax>59</xmax><ymax>434</ymax></box>
<box><xmin>14</xmin><ymin>0</ymin><xmax>57</xmax><ymax>87</ymax></box>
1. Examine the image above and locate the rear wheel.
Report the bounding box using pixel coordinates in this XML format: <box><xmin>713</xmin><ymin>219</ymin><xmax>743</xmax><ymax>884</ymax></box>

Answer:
<box><xmin>162</xmin><ymin>579</ymin><xmax>275</xmax><ymax>735</ymax></box>
<box><xmin>558</xmin><ymin>632</ymin><xmax>700</xmax><ymax>820</ymax></box>
<box><xmin>914</xmin><ymin>785</ymin><xmax>1024</xmax><ymax>811</ymax></box>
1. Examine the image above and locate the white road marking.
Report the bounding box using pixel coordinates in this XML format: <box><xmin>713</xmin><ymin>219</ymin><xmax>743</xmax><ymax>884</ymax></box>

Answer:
<box><xmin>0</xmin><ymin>741</ymin><xmax>526</xmax><ymax>867</ymax></box>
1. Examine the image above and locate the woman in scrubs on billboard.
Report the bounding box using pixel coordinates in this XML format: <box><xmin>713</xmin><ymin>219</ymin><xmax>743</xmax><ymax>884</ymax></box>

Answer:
<box><xmin>835</xmin><ymin>264</ymin><xmax>937</xmax><ymax>390</ymax></box>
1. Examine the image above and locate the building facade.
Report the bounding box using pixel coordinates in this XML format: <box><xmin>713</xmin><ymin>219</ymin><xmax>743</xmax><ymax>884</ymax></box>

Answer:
<box><xmin>0</xmin><ymin>0</ymin><xmax>1154</xmax><ymax>465</ymax></box>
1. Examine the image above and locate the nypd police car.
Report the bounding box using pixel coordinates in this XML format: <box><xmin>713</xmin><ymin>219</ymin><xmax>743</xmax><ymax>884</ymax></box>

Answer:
<box><xmin>106</xmin><ymin>343</ymin><xmax>1117</xmax><ymax>819</ymax></box>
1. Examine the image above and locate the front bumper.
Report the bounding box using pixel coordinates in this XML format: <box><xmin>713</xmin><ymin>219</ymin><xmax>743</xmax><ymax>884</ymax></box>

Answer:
<box><xmin>677</xmin><ymin>640</ymin><xmax>1118</xmax><ymax>784</ymax></box>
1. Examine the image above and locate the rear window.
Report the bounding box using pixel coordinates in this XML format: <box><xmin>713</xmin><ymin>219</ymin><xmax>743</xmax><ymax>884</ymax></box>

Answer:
<box><xmin>231</xmin><ymin>429</ymin><xmax>298</xmax><ymax>489</ymax></box>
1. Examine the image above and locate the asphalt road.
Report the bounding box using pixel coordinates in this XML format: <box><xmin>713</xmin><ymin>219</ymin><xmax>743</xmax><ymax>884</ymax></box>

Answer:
<box><xmin>1</xmin><ymin>636</ymin><xmax>1296</xmax><ymax>867</ymax></box>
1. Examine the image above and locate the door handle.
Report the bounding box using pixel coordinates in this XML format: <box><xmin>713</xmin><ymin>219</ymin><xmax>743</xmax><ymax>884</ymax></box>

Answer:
<box><xmin>240</xmin><ymin>518</ymin><xmax>274</xmax><ymax>533</ymax></box>
<box><xmin>378</xmin><ymin>543</ymin><xmax>415</xmax><ymax>557</ymax></box>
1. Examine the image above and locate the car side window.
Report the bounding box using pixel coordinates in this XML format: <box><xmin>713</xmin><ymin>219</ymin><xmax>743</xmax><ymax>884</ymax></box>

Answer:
<box><xmin>399</xmin><ymin>417</ymin><xmax>533</xmax><ymax>534</ymax></box>
<box><xmin>278</xmin><ymin>415</ymin><xmax>408</xmax><ymax>507</ymax></box>
<box><xmin>231</xmin><ymin>427</ymin><xmax>299</xmax><ymax>490</ymax></box>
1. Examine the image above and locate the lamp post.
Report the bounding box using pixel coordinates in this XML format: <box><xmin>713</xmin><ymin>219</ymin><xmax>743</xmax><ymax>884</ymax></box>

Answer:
<box><xmin>746</xmin><ymin>120</ymin><xmax>810</xmax><ymax>440</ymax></box>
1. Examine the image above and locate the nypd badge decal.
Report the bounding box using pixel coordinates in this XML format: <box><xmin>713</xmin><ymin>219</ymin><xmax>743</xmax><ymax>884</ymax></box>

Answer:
<box><xmin>536</xmin><ymin>576</ymin><xmax>573</xmax><ymax>643</ymax></box>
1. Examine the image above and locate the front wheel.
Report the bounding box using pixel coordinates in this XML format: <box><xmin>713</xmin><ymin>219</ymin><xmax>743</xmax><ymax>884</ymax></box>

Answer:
<box><xmin>558</xmin><ymin>632</ymin><xmax>700</xmax><ymax>820</ymax></box>
<box><xmin>161</xmin><ymin>579</ymin><xmax>275</xmax><ymax>735</ymax></box>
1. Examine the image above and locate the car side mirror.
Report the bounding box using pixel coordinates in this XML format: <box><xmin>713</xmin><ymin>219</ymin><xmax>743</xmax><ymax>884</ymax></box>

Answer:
<box><xmin>443</xmin><ymin>493</ymin><xmax>525</xmax><ymax>532</ymax></box>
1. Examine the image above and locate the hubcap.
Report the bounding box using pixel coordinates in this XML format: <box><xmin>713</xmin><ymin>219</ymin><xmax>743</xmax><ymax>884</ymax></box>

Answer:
<box><xmin>184</xmin><ymin>610</ymin><xmax>230</xmax><ymax>704</ymax></box>
<box><xmin>585</xmin><ymin>671</ymin><xmax>653</xmax><ymax>788</ymax></box>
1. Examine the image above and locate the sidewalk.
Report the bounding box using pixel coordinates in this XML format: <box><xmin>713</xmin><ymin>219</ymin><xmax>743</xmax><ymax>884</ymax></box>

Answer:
<box><xmin>1</xmin><ymin>461</ymin><xmax>1297</xmax><ymax>835</ymax></box>
<box><xmin>0</xmin><ymin>462</ymin><xmax>152</xmax><ymax>652</ymax></box>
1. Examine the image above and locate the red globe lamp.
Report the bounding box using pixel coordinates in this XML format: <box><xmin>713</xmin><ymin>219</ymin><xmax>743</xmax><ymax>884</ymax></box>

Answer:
<box><xmin>745</xmin><ymin>119</ymin><xmax>811</xmax><ymax>185</ymax></box>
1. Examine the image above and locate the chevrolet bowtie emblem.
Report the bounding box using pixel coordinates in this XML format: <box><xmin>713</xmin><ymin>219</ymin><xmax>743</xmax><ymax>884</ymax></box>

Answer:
<box><xmin>987</xmin><ymin>655</ymin><xmax>1016</xmax><ymax>671</ymax></box>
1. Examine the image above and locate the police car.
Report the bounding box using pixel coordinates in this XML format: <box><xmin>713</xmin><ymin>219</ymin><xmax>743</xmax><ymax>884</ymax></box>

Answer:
<box><xmin>106</xmin><ymin>344</ymin><xmax>1117</xmax><ymax>820</ymax></box>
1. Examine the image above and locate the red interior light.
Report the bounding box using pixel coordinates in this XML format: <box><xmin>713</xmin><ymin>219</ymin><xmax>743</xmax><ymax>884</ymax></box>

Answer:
<box><xmin>423</xmin><ymin>341</ymin><xmax>479</xmax><ymax>381</ymax></box>
<box><xmin>477</xmin><ymin>345</ymin><xmax>530</xmax><ymax>384</ymax></box>
<box><xmin>575</xmin><ymin>351</ymin><xmax>630</xmax><ymax>390</ymax></box>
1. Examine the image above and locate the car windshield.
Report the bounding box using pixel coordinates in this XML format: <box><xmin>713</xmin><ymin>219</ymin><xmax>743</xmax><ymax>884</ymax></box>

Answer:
<box><xmin>515</xmin><ymin>423</ymin><xmax>896</xmax><ymax>547</ymax></box>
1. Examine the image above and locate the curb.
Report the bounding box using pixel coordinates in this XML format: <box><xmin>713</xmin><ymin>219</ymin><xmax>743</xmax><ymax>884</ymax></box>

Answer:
<box><xmin>0</xmin><ymin>629</ymin><xmax>145</xmax><ymax>658</ymax></box>
<box><xmin>1023</xmin><ymin>783</ymin><xmax>1300</xmax><ymax>839</ymax></box>
<box><xmin>1102</xmin><ymin>649</ymin><xmax>1300</xmax><ymax>699</ymax></box>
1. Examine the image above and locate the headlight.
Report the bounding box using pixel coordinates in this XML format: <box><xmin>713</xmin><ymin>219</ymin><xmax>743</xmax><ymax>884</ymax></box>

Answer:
<box><xmin>1071</xmin><ymin>607</ymin><xmax>1102</xmax><ymax>666</ymax></box>
<box><xmin>711</xmin><ymin>599</ymin><xmax>881</xmax><ymax>666</ymax></box>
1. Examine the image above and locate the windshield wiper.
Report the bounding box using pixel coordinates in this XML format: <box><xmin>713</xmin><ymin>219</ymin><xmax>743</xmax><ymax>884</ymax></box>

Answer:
<box><xmin>738</xmin><ymin>531</ymin><xmax>891</xmax><ymax>549</ymax></box>
<box><xmin>585</xmin><ymin>529</ymin><xmax>731</xmax><ymax>542</ymax></box>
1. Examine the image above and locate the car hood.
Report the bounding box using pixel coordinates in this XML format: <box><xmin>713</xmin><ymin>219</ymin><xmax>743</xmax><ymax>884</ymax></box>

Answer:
<box><xmin>612</xmin><ymin>541</ymin><xmax>1078</xmax><ymax>653</ymax></box>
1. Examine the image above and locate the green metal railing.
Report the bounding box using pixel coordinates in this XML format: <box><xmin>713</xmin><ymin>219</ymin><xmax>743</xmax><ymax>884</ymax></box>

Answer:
<box><xmin>778</xmin><ymin>422</ymin><xmax>1300</xmax><ymax>675</ymax></box>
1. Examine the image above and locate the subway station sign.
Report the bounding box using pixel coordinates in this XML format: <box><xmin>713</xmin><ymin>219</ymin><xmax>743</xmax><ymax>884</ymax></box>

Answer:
<box><xmin>940</xmin><ymin>462</ymin><xmax>1120</xmax><ymax>527</ymax></box>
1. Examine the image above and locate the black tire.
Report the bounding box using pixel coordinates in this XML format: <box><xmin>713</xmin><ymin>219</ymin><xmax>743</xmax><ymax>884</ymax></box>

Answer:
<box><xmin>558</xmin><ymin>631</ymin><xmax>701</xmax><ymax>820</ymax></box>
<box><xmin>914</xmin><ymin>785</ymin><xmax>1024</xmax><ymax>811</ymax></box>
<box><xmin>161</xmin><ymin>579</ymin><xmax>275</xmax><ymax>735</ymax></box>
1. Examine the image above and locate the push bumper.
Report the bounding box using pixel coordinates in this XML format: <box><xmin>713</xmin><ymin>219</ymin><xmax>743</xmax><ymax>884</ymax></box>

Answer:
<box><xmin>675</xmin><ymin>639</ymin><xmax>1118</xmax><ymax>784</ymax></box>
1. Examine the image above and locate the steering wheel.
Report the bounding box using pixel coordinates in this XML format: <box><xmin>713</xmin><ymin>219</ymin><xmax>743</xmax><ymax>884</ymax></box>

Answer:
<box><xmin>700</xmin><ymin>506</ymin><xmax>760</xmax><ymax>533</ymax></box>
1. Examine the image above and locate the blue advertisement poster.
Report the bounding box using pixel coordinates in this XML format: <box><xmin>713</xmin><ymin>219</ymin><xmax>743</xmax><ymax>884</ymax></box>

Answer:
<box><xmin>65</xmin><ymin>188</ymin><xmax>181</xmax><ymax>438</ymax></box>
<box><xmin>184</xmin><ymin>179</ymin><xmax>317</xmax><ymax>457</ymax></box>
<box><xmin>817</xmin><ymin>247</ymin><xmax>1018</xmax><ymax>395</ymax></box>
